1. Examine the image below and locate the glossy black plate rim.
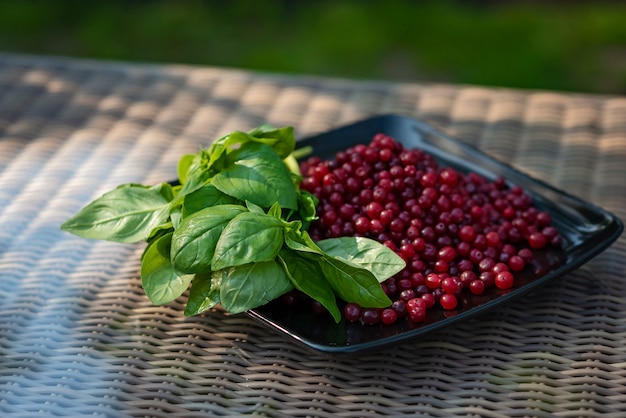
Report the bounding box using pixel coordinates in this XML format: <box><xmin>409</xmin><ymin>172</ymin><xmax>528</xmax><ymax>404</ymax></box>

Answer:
<box><xmin>246</xmin><ymin>114</ymin><xmax>624</xmax><ymax>354</ymax></box>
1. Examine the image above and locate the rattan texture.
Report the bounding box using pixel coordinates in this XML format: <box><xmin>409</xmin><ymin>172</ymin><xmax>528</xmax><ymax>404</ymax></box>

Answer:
<box><xmin>0</xmin><ymin>53</ymin><xmax>625</xmax><ymax>418</ymax></box>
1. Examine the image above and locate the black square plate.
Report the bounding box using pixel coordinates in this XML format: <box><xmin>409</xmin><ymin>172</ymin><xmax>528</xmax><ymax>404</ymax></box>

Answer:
<box><xmin>247</xmin><ymin>114</ymin><xmax>623</xmax><ymax>354</ymax></box>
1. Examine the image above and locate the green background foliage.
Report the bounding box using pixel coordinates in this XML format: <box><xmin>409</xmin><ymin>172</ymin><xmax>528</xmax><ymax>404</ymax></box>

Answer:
<box><xmin>1</xmin><ymin>0</ymin><xmax>625</xmax><ymax>94</ymax></box>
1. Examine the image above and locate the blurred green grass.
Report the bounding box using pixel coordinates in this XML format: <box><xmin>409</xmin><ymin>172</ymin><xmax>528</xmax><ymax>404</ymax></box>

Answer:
<box><xmin>1</xmin><ymin>0</ymin><xmax>626</xmax><ymax>94</ymax></box>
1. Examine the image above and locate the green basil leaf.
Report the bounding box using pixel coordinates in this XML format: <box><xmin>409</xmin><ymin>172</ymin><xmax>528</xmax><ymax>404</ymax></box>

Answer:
<box><xmin>296</xmin><ymin>190</ymin><xmax>318</xmax><ymax>225</ymax></box>
<box><xmin>211</xmin><ymin>142</ymin><xmax>298</xmax><ymax>210</ymax></box>
<box><xmin>213</xmin><ymin>131</ymin><xmax>250</xmax><ymax>149</ymax></box>
<box><xmin>141</xmin><ymin>232</ymin><xmax>193</xmax><ymax>305</ymax></box>
<box><xmin>220</xmin><ymin>260</ymin><xmax>293</xmax><ymax>314</ymax></box>
<box><xmin>177</xmin><ymin>153</ymin><xmax>195</xmax><ymax>185</ymax></box>
<box><xmin>283</xmin><ymin>154</ymin><xmax>301</xmax><ymax>177</ymax></box>
<box><xmin>318</xmin><ymin>255</ymin><xmax>392</xmax><ymax>308</ymax></box>
<box><xmin>171</xmin><ymin>204</ymin><xmax>247</xmax><ymax>274</ymax></box>
<box><xmin>278</xmin><ymin>250</ymin><xmax>341</xmax><ymax>322</ymax></box>
<box><xmin>145</xmin><ymin>221</ymin><xmax>174</xmax><ymax>247</ymax></box>
<box><xmin>216</xmin><ymin>128</ymin><xmax>296</xmax><ymax>160</ymax></box>
<box><xmin>248</xmin><ymin>125</ymin><xmax>296</xmax><ymax>159</ymax></box>
<box><xmin>284</xmin><ymin>229</ymin><xmax>324</xmax><ymax>255</ymax></box>
<box><xmin>245</xmin><ymin>200</ymin><xmax>265</xmax><ymax>214</ymax></box>
<box><xmin>317</xmin><ymin>236</ymin><xmax>406</xmax><ymax>283</ymax></box>
<box><xmin>182</xmin><ymin>184</ymin><xmax>241</xmax><ymax>218</ymax></box>
<box><xmin>60</xmin><ymin>183</ymin><xmax>172</xmax><ymax>243</ymax></box>
<box><xmin>212</xmin><ymin>212</ymin><xmax>285</xmax><ymax>270</ymax></box>
<box><xmin>178</xmin><ymin>152</ymin><xmax>212</xmax><ymax>195</ymax></box>
<box><xmin>206</xmin><ymin>143</ymin><xmax>229</xmax><ymax>173</ymax></box>
<box><xmin>283</xmin><ymin>220</ymin><xmax>302</xmax><ymax>235</ymax></box>
<box><xmin>184</xmin><ymin>270</ymin><xmax>222</xmax><ymax>316</ymax></box>
<box><xmin>267</xmin><ymin>201</ymin><xmax>282</xmax><ymax>218</ymax></box>
<box><xmin>154</xmin><ymin>182</ymin><xmax>175</xmax><ymax>202</ymax></box>
<box><xmin>170</xmin><ymin>204</ymin><xmax>182</xmax><ymax>230</ymax></box>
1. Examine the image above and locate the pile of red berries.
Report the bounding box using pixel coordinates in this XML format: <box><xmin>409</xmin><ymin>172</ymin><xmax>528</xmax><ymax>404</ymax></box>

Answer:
<box><xmin>298</xmin><ymin>133</ymin><xmax>563</xmax><ymax>325</ymax></box>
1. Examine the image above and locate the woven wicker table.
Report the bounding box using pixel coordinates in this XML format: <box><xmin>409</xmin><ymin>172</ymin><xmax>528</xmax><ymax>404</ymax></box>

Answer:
<box><xmin>1</xmin><ymin>53</ymin><xmax>625</xmax><ymax>417</ymax></box>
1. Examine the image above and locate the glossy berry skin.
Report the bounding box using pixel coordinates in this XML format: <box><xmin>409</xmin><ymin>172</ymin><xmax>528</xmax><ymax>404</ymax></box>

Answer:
<box><xmin>381</xmin><ymin>308</ymin><xmax>398</xmax><ymax>325</ymax></box>
<box><xmin>344</xmin><ymin>303</ymin><xmax>361</xmax><ymax>322</ymax></box>
<box><xmin>440</xmin><ymin>293</ymin><xmax>458</xmax><ymax>310</ymax></box>
<box><xmin>361</xmin><ymin>308</ymin><xmax>381</xmax><ymax>325</ymax></box>
<box><xmin>298</xmin><ymin>132</ymin><xmax>563</xmax><ymax>325</ymax></box>
<box><xmin>495</xmin><ymin>271</ymin><xmax>515</xmax><ymax>290</ymax></box>
<box><xmin>469</xmin><ymin>279</ymin><xmax>485</xmax><ymax>295</ymax></box>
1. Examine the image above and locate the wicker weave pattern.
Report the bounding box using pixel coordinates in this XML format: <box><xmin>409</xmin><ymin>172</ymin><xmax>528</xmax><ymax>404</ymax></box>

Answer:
<box><xmin>0</xmin><ymin>53</ymin><xmax>625</xmax><ymax>417</ymax></box>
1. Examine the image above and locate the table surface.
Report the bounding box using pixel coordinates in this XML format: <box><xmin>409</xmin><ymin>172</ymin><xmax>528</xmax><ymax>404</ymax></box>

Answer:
<box><xmin>1</xmin><ymin>52</ymin><xmax>625</xmax><ymax>418</ymax></box>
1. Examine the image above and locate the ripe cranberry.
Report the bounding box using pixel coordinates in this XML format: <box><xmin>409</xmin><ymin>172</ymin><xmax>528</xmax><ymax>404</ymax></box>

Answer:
<box><xmin>459</xmin><ymin>225</ymin><xmax>477</xmax><ymax>242</ymax></box>
<box><xmin>407</xmin><ymin>298</ymin><xmax>427</xmax><ymax>322</ymax></box>
<box><xmin>380</xmin><ymin>209</ymin><xmax>394</xmax><ymax>226</ymax></box>
<box><xmin>438</xmin><ymin>246</ymin><xmax>456</xmax><ymax>262</ymax></box>
<box><xmin>518</xmin><ymin>248</ymin><xmax>534</xmax><ymax>263</ymax></box>
<box><xmin>440</xmin><ymin>293</ymin><xmax>458</xmax><ymax>310</ymax></box>
<box><xmin>412</xmin><ymin>238</ymin><xmax>426</xmax><ymax>252</ymax></box>
<box><xmin>528</xmin><ymin>232</ymin><xmax>548</xmax><ymax>249</ymax></box>
<box><xmin>492</xmin><ymin>262</ymin><xmax>510</xmax><ymax>274</ymax></box>
<box><xmin>469</xmin><ymin>248</ymin><xmax>484</xmax><ymax>264</ymax></box>
<box><xmin>365</xmin><ymin>201</ymin><xmax>383</xmax><ymax>219</ymax></box>
<box><xmin>457</xmin><ymin>259</ymin><xmax>473</xmax><ymax>272</ymax></box>
<box><xmin>421</xmin><ymin>292</ymin><xmax>436</xmax><ymax>308</ymax></box>
<box><xmin>410</xmin><ymin>272</ymin><xmax>425</xmax><ymax>287</ymax></box>
<box><xmin>478</xmin><ymin>257</ymin><xmax>496</xmax><ymax>273</ymax></box>
<box><xmin>381</xmin><ymin>308</ymin><xmax>398</xmax><ymax>325</ymax></box>
<box><xmin>433</xmin><ymin>259</ymin><xmax>449</xmax><ymax>273</ymax></box>
<box><xmin>485</xmin><ymin>231</ymin><xmax>501</xmax><ymax>248</ymax></box>
<box><xmin>313</xmin><ymin>164</ymin><xmax>329</xmax><ymax>181</ymax></box>
<box><xmin>439</xmin><ymin>168</ymin><xmax>459</xmax><ymax>187</ymax></box>
<box><xmin>379</xmin><ymin>148</ymin><xmax>393</xmax><ymax>162</ymax></box>
<box><xmin>389</xmin><ymin>218</ymin><xmax>405</xmax><ymax>233</ymax></box>
<box><xmin>420</xmin><ymin>172</ymin><xmax>438</xmax><ymax>188</ymax></box>
<box><xmin>459</xmin><ymin>270</ymin><xmax>477</xmax><ymax>287</ymax></box>
<box><xmin>397</xmin><ymin>278</ymin><xmax>412</xmax><ymax>291</ymax></box>
<box><xmin>343</xmin><ymin>303</ymin><xmax>361</xmax><ymax>322</ymax></box>
<box><xmin>338</xmin><ymin>204</ymin><xmax>356</xmax><ymax>220</ymax></box>
<box><xmin>425</xmin><ymin>273</ymin><xmax>442</xmax><ymax>290</ymax></box>
<box><xmin>354</xmin><ymin>216</ymin><xmax>370</xmax><ymax>234</ymax></box>
<box><xmin>361</xmin><ymin>308</ymin><xmax>381</xmax><ymax>325</ymax></box>
<box><xmin>495</xmin><ymin>271</ymin><xmax>514</xmax><ymax>290</ymax></box>
<box><xmin>441</xmin><ymin>277</ymin><xmax>460</xmax><ymax>294</ymax></box>
<box><xmin>469</xmin><ymin>279</ymin><xmax>485</xmax><ymax>295</ymax></box>
<box><xmin>391</xmin><ymin>299</ymin><xmax>407</xmax><ymax>317</ymax></box>
<box><xmin>536</xmin><ymin>211</ymin><xmax>552</xmax><ymax>227</ymax></box>
<box><xmin>508</xmin><ymin>255</ymin><xmax>525</xmax><ymax>272</ymax></box>
<box><xmin>480</xmin><ymin>272</ymin><xmax>496</xmax><ymax>288</ymax></box>
<box><xmin>370</xmin><ymin>219</ymin><xmax>385</xmax><ymax>234</ymax></box>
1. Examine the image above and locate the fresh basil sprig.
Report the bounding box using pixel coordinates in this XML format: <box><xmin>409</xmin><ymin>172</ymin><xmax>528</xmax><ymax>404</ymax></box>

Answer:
<box><xmin>61</xmin><ymin>125</ymin><xmax>406</xmax><ymax>322</ymax></box>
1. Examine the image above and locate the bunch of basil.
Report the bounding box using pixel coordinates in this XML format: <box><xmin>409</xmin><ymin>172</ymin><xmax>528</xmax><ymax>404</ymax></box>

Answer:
<box><xmin>61</xmin><ymin>125</ymin><xmax>405</xmax><ymax>322</ymax></box>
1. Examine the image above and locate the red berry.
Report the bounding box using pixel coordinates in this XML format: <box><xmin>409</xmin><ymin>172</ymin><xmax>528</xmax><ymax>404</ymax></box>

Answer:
<box><xmin>459</xmin><ymin>225</ymin><xmax>477</xmax><ymax>242</ymax></box>
<box><xmin>425</xmin><ymin>273</ymin><xmax>442</xmax><ymax>290</ymax></box>
<box><xmin>421</xmin><ymin>292</ymin><xmax>436</xmax><ymax>308</ymax></box>
<box><xmin>439</xmin><ymin>168</ymin><xmax>459</xmax><ymax>187</ymax></box>
<box><xmin>528</xmin><ymin>232</ymin><xmax>548</xmax><ymax>249</ymax></box>
<box><xmin>381</xmin><ymin>308</ymin><xmax>398</xmax><ymax>325</ymax></box>
<box><xmin>344</xmin><ymin>303</ymin><xmax>361</xmax><ymax>322</ymax></box>
<box><xmin>469</xmin><ymin>279</ymin><xmax>485</xmax><ymax>295</ymax></box>
<box><xmin>440</xmin><ymin>293</ymin><xmax>458</xmax><ymax>310</ymax></box>
<box><xmin>361</xmin><ymin>308</ymin><xmax>381</xmax><ymax>325</ymax></box>
<box><xmin>441</xmin><ymin>277</ymin><xmax>460</xmax><ymax>294</ymax></box>
<box><xmin>495</xmin><ymin>271</ymin><xmax>514</xmax><ymax>290</ymax></box>
<box><xmin>508</xmin><ymin>255</ymin><xmax>525</xmax><ymax>272</ymax></box>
